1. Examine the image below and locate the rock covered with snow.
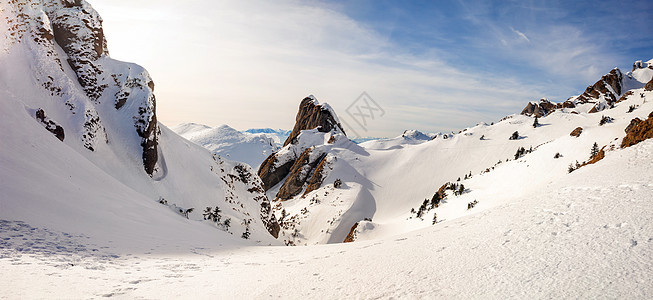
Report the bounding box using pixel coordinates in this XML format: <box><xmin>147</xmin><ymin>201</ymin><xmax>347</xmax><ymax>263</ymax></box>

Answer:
<box><xmin>520</xmin><ymin>98</ymin><xmax>558</xmax><ymax>117</ymax></box>
<box><xmin>258</xmin><ymin>95</ymin><xmax>347</xmax><ymax>192</ymax></box>
<box><xmin>521</xmin><ymin>62</ymin><xmax>653</xmax><ymax>117</ymax></box>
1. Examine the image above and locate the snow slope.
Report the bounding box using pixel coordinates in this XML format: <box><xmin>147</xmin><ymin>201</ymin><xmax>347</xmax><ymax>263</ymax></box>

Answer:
<box><xmin>2</xmin><ymin>139</ymin><xmax>652</xmax><ymax>298</ymax></box>
<box><xmin>270</xmin><ymin>64</ymin><xmax>653</xmax><ymax>245</ymax></box>
<box><xmin>172</xmin><ymin>123</ymin><xmax>279</xmax><ymax>168</ymax></box>
<box><xmin>0</xmin><ymin>0</ymin><xmax>279</xmax><ymax>245</ymax></box>
<box><xmin>2</xmin><ymin>0</ymin><xmax>653</xmax><ymax>298</ymax></box>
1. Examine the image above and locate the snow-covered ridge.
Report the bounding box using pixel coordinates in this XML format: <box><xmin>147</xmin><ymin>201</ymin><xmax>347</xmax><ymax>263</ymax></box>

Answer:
<box><xmin>172</xmin><ymin>123</ymin><xmax>280</xmax><ymax>169</ymax></box>
<box><xmin>266</xmin><ymin>59</ymin><xmax>653</xmax><ymax>246</ymax></box>
<box><xmin>0</xmin><ymin>0</ymin><xmax>280</xmax><ymax>244</ymax></box>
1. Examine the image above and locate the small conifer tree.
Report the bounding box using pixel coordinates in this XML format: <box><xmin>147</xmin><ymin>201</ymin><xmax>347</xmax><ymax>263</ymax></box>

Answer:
<box><xmin>591</xmin><ymin>142</ymin><xmax>600</xmax><ymax>158</ymax></box>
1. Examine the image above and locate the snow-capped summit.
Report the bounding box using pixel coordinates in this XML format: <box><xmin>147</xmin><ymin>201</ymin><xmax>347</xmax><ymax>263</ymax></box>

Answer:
<box><xmin>172</xmin><ymin>123</ymin><xmax>279</xmax><ymax>168</ymax></box>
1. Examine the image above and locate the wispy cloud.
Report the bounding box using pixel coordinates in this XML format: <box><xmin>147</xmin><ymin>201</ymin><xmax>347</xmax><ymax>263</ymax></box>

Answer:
<box><xmin>510</xmin><ymin>27</ymin><xmax>530</xmax><ymax>42</ymax></box>
<box><xmin>91</xmin><ymin>0</ymin><xmax>638</xmax><ymax>137</ymax></box>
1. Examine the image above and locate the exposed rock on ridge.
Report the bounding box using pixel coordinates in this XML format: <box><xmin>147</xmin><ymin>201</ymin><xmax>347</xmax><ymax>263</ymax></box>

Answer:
<box><xmin>284</xmin><ymin>96</ymin><xmax>345</xmax><ymax>146</ymax></box>
<box><xmin>621</xmin><ymin>112</ymin><xmax>653</xmax><ymax>148</ymax></box>
<box><xmin>258</xmin><ymin>95</ymin><xmax>346</xmax><ymax>196</ymax></box>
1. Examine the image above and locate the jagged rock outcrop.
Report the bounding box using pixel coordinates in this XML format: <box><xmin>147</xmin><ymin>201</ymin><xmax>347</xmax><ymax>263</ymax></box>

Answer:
<box><xmin>284</xmin><ymin>96</ymin><xmax>345</xmax><ymax>146</ymax></box>
<box><xmin>303</xmin><ymin>154</ymin><xmax>331</xmax><ymax>197</ymax></box>
<box><xmin>520</xmin><ymin>64</ymin><xmax>652</xmax><ymax>117</ymax></box>
<box><xmin>258</xmin><ymin>154</ymin><xmax>295</xmax><ymax>191</ymax></box>
<box><xmin>258</xmin><ymin>95</ymin><xmax>345</xmax><ymax>195</ymax></box>
<box><xmin>35</xmin><ymin>108</ymin><xmax>65</xmax><ymax>141</ymax></box>
<box><xmin>49</xmin><ymin>0</ymin><xmax>108</xmax><ymax>101</ymax></box>
<box><xmin>521</xmin><ymin>98</ymin><xmax>557</xmax><ymax>117</ymax></box>
<box><xmin>621</xmin><ymin>112</ymin><xmax>653</xmax><ymax>148</ymax></box>
<box><xmin>576</xmin><ymin>68</ymin><xmax>623</xmax><ymax>104</ymax></box>
<box><xmin>276</xmin><ymin>148</ymin><xmax>326</xmax><ymax>200</ymax></box>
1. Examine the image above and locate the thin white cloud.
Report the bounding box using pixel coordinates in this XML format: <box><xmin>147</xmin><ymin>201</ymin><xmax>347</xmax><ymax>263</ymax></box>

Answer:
<box><xmin>510</xmin><ymin>27</ymin><xmax>530</xmax><ymax>42</ymax></box>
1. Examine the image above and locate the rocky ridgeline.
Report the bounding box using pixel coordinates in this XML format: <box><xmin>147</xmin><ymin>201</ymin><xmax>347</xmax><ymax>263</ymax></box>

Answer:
<box><xmin>521</xmin><ymin>64</ymin><xmax>652</xmax><ymax>118</ymax></box>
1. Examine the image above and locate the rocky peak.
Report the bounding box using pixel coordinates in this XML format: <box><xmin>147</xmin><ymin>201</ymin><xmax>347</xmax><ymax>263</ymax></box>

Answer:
<box><xmin>632</xmin><ymin>60</ymin><xmax>652</xmax><ymax>72</ymax></box>
<box><xmin>576</xmin><ymin>68</ymin><xmax>623</xmax><ymax>104</ymax></box>
<box><xmin>283</xmin><ymin>95</ymin><xmax>345</xmax><ymax>146</ymax></box>
<box><xmin>258</xmin><ymin>96</ymin><xmax>346</xmax><ymax>196</ymax></box>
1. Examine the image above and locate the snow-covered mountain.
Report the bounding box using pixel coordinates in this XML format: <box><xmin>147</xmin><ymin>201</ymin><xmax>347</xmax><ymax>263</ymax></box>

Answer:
<box><xmin>243</xmin><ymin>128</ymin><xmax>291</xmax><ymax>145</ymax></box>
<box><xmin>261</xmin><ymin>60</ymin><xmax>653</xmax><ymax>246</ymax></box>
<box><xmin>2</xmin><ymin>0</ymin><xmax>653</xmax><ymax>297</ymax></box>
<box><xmin>0</xmin><ymin>0</ymin><xmax>279</xmax><ymax>245</ymax></box>
<box><xmin>172</xmin><ymin>123</ymin><xmax>279</xmax><ymax>169</ymax></box>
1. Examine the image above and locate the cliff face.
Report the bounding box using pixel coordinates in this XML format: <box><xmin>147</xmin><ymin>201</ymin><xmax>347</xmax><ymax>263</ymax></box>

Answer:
<box><xmin>2</xmin><ymin>0</ymin><xmax>279</xmax><ymax>241</ymax></box>
<box><xmin>258</xmin><ymin>95</ymin><xmax>346</xmax><ymax>199</ymax></box>
<box><xmin>284</xmin><ymin>96</ymin><xmax>345</xmax><ymax>146</ymax></box>
<box><xmin>6</xmin><ymin>0</ymin><xmax>159</xmax><ymax>175</ymax></box>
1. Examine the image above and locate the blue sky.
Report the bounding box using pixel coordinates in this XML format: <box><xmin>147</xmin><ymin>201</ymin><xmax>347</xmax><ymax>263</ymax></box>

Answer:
<box><xmin>93</xmin><ymin>0</ymin><xmax>652</xmax><ymax>138</ymax></box>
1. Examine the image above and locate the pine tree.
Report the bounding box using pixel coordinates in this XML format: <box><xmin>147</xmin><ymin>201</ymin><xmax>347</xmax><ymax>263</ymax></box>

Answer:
<box><xmin>280</xmin><ymin>209</ymin><xmax>288</xmax><ymax>222</ymax></box>
<box><xmin>241</xmin><ymin>228</ymin><xmax>250</xmax><ymax>239</ymax></box>
<box><xmin>430</xmin><ymin>192</ymin><xmax>441</xmax><ymax>209</ymax></box>
<box><xmin>212</xmin><ymin>206</ymin><xmax>222</xmax><ymax>222</ymax></box>
<box><xmin>432</xmin><ymin>213</ymin><xmax>438</xmax><ymax>225</ymax></box>
<box><xmin>203</xmin><ymin>207</ymin><xmax>212</xmax><ymax>220</ymax></box>
<box><xmin>510</xmin><ymin>131</ymin><xmax>519</xmax><ymax>140</ymax></box>
<box><xmin>591</xmin><ymin>142</ymin><xmax>599</xmax><ymax>158</ymax></box>
<box><xmin>223</xmin><ymin>218</ymin><xmax>231</xmax><ymax>230</ymax></box>
<box><xmin>533</xmin><ymin>116</ymin><xmax>539</xmax><ymax>128</ymax></box>
<box><xmin>458</xmin><ymin>184</ymin><xmax>465</xmax><ymax>195</ymax></box>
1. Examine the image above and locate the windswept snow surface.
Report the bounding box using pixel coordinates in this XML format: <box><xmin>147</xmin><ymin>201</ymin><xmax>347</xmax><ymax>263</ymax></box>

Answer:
<box><xmin>172</xmin><ymin>123</ymin><xmax>280</xmax><ymax>168</ymax></box>
<box><xmin>2</xmin><ymin>139</ymin><xmax>653</xmax><ymax>298</ymax></box>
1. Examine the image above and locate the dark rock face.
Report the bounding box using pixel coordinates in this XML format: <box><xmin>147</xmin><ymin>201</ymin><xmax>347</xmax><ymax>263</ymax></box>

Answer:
<box><xmin>570</xmin><ymin>127</ymin><xmax>583</xmax><ymax>137</ymax></box>
<box><xmin>258</xmin><ymin>154</ymin><xmax>295</xmax><ymax>191</ymax></box>
<box><xmin>621</xmin><ymin>115</ymin><xmax>653</xmax><ymax>148</ymax></box>
<box><xmin>343</xmin><ymin>222</ymin><xmax>359</xmax><ymax>243</ymax></box>
<box><xmin>557</xmin><ymin>100</ymin><xmax>576</xmax><ymax>109</ymax></box>
<box><xmin>284</xmin><ymin>96</ymin><xmax>345</xmax><ymax>146</ymax></box>
<box><xmin>138</xmin><ymin>101</ymin><xmax>158</xmax><ymax>176</ymax></box>
<box><xmin>49</xmin><ymin>4</ymin><xmax>108</xmax><ymax>102</ymax></box>
<box><xmin>276</xmin><ymin>149</ymin><xmax>326</xmax><ymax>200</ymax></box>
<box><xmin>520</xmin><ymin>99</ymin><xmax>557</xmax><ymax>117</ymax></box>
<box><xmin>303</xmin><ymin>155</ymin><xmax>329</xmax><ymax>197</ymax></box>
<box><xmin>35</xmin><ymin>108</ymin><xmax>65</xmax><ymax>141</ymax></box>
<box><xmin>576</xmin><ymin>68</ymin><xmax>623</xmax><ymax>104</ymax></box>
